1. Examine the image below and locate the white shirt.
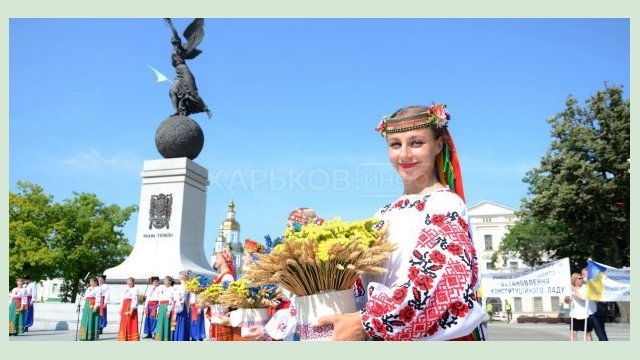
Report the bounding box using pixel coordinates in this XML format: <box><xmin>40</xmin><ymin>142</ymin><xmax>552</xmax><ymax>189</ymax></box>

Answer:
<box><xmin>571</xmin><ymin>285</ymin><xmax>597</xmax><ymax>319</ymax></box>
<box><xmin>121</xmin><ymin>287</ymin><xmax>140</xmax><ymax>311</ymax></box>
<box><xmin>25</xmin><ymin>282</ymin><xmax>37</xmax><ymax>305</ymax></box>
<box><xmin>99</xmin><ymin>284</ymin><xmax>110</xmax><ymax>304</ymax></box>
<box><xmin>83</xmin><ymin>286</ymin><xmax>102</xmax><ymax>308</ymax></box>
<box><xmin>145</xmin><ymin>285</ymin><xmax>160</xmax><ymax>306</ymax></box>
<box><xmin>173</xmin><ymin>284</ymin><xmax>186</xmax><ymax>313</ymax></box>
<box><xmin>157</xmin><ymin>285</ymin><xmax>174</xmax><ymax>307</ymax></box>
<box><xmin>9</xmin><ymin>287</ymin><xmax>27</xmax><ymax>307</ymax></box>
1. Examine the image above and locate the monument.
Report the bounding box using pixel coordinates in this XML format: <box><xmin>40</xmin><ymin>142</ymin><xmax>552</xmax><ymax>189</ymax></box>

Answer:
<box><xmin>105</xmin><ymin>18</ymin><xmax>216</xmax><ymax>301</ymax></box>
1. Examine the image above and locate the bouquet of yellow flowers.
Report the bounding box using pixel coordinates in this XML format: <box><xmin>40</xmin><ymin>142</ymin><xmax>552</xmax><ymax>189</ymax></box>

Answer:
<box><xmin>197</xmin><ymin>282</ymin><xmax>227</xmax><ymax>308</ymax></box>
<box><xmin>217</xmin><ymin>279</ymin><xmax>281</xmax><ymax>309</ymax></box>
<box><xmin>185</xmin><ymin>275</ymin><xmax>213</xmax><ymax>294</ymax></box>
<box><xmin>244</xmin><ymin>218</ymin><xmax>396</xmax><ymax>296</ymax></box>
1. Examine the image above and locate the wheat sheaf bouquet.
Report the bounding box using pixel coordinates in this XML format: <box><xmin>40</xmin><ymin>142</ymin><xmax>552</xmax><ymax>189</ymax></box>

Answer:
<box><xmin>244</xmin><ymin>218</ymin><xmax>396</xmax><ymax>297</ymax></box>
<box><xmin>217</xmin><ymin>279</ymin><xmax>281</xmax><ymax>309</ymax></box>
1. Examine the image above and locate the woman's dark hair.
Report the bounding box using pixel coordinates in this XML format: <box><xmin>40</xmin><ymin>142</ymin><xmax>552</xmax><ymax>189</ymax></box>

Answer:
<box><xmin>390</xmin><ymin>106</ymin><xmax>446</xmax><ymax>139</ymax></box>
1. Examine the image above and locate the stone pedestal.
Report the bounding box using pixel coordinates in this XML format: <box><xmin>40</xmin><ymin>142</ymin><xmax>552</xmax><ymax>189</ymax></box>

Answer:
<box><xmin>104</xmin><ymin>158</ymin><xmax>216</xmax><ymax>301</ymax></box>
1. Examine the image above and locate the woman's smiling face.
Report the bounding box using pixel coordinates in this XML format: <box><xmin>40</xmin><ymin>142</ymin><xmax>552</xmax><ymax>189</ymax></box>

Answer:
<box><xmin>387</xmin><ymin>127</ymin><xmax>442</xmax><ymax>185</ymax></box>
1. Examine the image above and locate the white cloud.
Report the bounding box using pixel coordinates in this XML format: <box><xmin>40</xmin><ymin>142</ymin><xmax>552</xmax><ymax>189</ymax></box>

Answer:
<box><xmin>58</xmin><ymin>148</ymin><xmax>140</xmax><ymax>174</ymax></box>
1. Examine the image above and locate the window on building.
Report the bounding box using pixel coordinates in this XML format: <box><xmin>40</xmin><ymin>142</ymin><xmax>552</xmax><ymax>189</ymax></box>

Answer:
<box><xmin>534</xmin><ymin>297</ymin><xmax>544</xmax><ymax>313</ymax></box>
<box><xmin>52</xmin><ymin>284</ymin><xmax>59</xmax><ymax>296</ymax></box>
<box><xmin>484</xmin><ymin>234</ymin><xmax>493</xmax><ymax>250</ymax></box>
<box><xmin>486</xmin><ymin>262</ymin><xmax>495</xmax><ymax>270</ymax></box>
<box><xmin>509</xmin><ymin>261</ymin><xmax>518</xmax><ymax>272</ymax></box>
<box><xmin>551</xmin><ymin>296</ymin><xmax>560</xmax><ymax>312</ymax></box>
<box><xmin>482</xmin><ymin>217</ymin><xmax>492</xmax><ymax>223</ymax></box>
<box><xmin>514</xmin><ymin>297</ymin><xmax>522</xmax><ymax>312</ymax></box>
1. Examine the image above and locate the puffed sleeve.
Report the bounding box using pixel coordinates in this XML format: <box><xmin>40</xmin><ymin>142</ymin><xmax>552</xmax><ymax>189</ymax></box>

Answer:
<box><xmin>361</xmin><ymin>193</ymin><xmax>481</xmax><ymax>341</ymax></box>
<box><xmin>131</xmin><ymin>288</ymin><xmax>139</xmax><ymax>308</ymax></box>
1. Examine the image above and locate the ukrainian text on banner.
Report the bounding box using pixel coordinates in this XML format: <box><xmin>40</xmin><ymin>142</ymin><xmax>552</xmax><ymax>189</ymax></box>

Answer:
<box><xmin>481</xmin><ymin>258</ymin><xmax>571</xmax><ymax>298</ymax></box>
<box><xmin>586</xmin><ymin>260</ymin><xmax>630</xmax><ymax>301</ymax></box>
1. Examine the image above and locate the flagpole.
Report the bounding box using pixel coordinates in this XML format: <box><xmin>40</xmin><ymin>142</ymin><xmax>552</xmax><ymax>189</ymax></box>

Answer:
<box><xmin>583</xmin><ymin>299</ymin><xmax>589</xmax><ymax>341</ymax></box>
<box><xmin>569</xmin><ymin>300</ymin><xmax>574</xmax><ymax>341</ymax></box>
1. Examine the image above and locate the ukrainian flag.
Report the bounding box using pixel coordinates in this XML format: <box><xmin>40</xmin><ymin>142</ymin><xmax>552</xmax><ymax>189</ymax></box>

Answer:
<box><xmin>586</xmin><ymin>260</ymin><xmax>606</xmax><ymax>301</ymax></box>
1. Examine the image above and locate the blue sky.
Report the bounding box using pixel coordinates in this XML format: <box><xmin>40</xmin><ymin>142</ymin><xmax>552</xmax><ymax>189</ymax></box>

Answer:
<box><xmin>9</xmin><ymin>18</ymin><xmax>630</xmax><ymax>258</ymax></box>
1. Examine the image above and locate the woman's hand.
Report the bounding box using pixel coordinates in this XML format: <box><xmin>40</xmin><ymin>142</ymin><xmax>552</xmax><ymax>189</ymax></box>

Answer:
<box><xmin>316</xmin><ymin>312</ymin><xmax>367</xmax><ymax>341</ymax></box>
<box><xmin>245</xmin><ymin>325</ymin><xmax>270</xmax><ymax>341</ymax></box>
<box><xmin>216</xmin><ymin>314</ymin><xmax>231</xmax><ymax>326</ymax></box>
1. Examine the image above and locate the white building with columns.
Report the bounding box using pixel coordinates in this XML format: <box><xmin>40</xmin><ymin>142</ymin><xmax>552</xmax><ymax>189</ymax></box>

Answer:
<box><xmin>469</xmin><ymin>200</ymin><xmax>565</xmax><ymax>319</ymax></box>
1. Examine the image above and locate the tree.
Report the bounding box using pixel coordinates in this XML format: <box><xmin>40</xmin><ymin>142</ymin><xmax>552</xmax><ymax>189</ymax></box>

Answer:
<box><xmin>9</xmin><ymin>181</ymin><xmax>59</xmax><ymax>289</ymax></box>
<box><xmin>9</xmin><ymin>181</ymin><xmax>137</xmax><ymax>301</ymax></box>
<box><xmin>503</xmin><ymin>85</ymin><xmax>630</xmax><ymax>269</ymax></box>
<box><xmin>495</xmin><ymin>215</ymin><xmax>571</xmax><ymax>268</ymax></box>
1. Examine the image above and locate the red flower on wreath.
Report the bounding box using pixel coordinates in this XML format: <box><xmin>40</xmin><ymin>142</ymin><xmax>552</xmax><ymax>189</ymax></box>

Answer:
<box><xmin>431</xmin><ymin>214</ymin><xmax>446</xmax><ymax>227</ymax></box>
<box><xmin>447</xmin><ymin>243</ymin><xmax>463</xmax><ymax>256</ymax></box>
<box><xmin>408</xmin><ymin>266</ymin><xmax>420</xmax><ymax>281</ymax></box>
<box><xmin>393</xmin><ymin>287</ymin><xmax>408</xmax><ymax>304</ymax></box>
<box><xmin>362</xmin><ymin>314</ymin><xmax>369</xmax><ymax>322</ymax></box>
<box><xmin>372</xmin><ymin>318</ymin><xmax>387</xmax><ymax>334</ymax></box>
<box><xmin>416</xmin><ymin>201</ymin><xmax>425</xmax><ymax>211</ymax></box>
<box><xmin>398</xmin><ymin>306</ymin><xmax>416</xmax><ymax>323</ymax></box>
<box><xmin>394</xmin><ymin>200</ymin><xmax>404</xmax><ymax>208</ymax></box>
<box><xmin>450</xmin><ymin>301</ymin><xmax>469</xmax><ymax>318</ymax></box>
<box><xmin>429</xmin><ymin>250</ymin><xmax>447</xmax><ymax>264</ymax></box>
<box><xmin>415</xmin><ymin>274</ymin><xmax>434</xmax><ymax>291</ymax></box>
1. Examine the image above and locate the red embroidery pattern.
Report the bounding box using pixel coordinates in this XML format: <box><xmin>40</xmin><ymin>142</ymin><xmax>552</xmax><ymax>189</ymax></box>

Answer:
<box><xmin>362</xmin><ymin>209</ymin><xmax>479</xmax><ymax>341</ymax></box>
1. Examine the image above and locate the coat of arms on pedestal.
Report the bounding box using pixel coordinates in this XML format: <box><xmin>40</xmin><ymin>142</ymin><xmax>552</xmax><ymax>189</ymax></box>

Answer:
<box><xmin>149</xmin><ymin>193</ymin><xmax>173</xmax><ymax>230</ymax></box>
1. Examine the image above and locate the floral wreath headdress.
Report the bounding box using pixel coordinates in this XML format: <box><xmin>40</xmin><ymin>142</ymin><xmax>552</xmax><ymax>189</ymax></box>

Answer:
<box><xmin>375</xmin><ymin>103</ymin><xmax>466</xmax><ymax>202</ymax></box>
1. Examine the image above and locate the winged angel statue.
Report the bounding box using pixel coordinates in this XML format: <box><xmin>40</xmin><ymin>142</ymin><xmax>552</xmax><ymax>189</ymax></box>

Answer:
<box><xmin>164</xmin><ymin>18</ymin><xmax>212</xmax><ymax>119</ymax></box>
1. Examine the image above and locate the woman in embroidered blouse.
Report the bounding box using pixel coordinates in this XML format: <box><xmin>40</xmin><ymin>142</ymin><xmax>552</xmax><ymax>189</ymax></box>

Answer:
<box><xmin>155</xmin><ymin>276</ymin><xmax>174</xmax><ymax>341</ymax></box>
<box><xmin>172</xmin><ymin>271</ymin><xmax>191</xmax><ymax>341</ymax></box>
<box><xmin>117</xmin><ymin>277</ymin><xmax>140</xmax><ymax>341</ymax></box>
<box><xmin>207</xmin><ymin>246</ymin><xmax>236</xmax><ymax>341</ymax></box>
<box><xmin>79</xmin><ymin>278</ymin><xmax>102</xmax><ymax>341</ymax></box>
<box><xmin>317</xmin><ymin>104</ymin><xmax>485</xmax><ymax>341</ymax></box>
<box><xmin>9</xmin><ymin>277</ymin><xmax>27</xmax><ymax>336</ymax></box>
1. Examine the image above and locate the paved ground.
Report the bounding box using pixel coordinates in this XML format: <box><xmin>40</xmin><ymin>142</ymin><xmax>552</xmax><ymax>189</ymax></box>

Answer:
<box><xmin>485</xmin><ymin>321</ymin><xmax>630</xmax><ymax>341</ymax></box>
<box><xmin>9</xmin><ymin>321</ymin><xmax>630</xmax><ymax>341</ymax></box>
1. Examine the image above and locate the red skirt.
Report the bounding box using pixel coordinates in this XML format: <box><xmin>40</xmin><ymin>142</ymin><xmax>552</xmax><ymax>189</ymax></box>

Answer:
<box><xmin>117</xmin><ymin>299</ymin><xmax>140</xmax><ymax>341</ymax></box>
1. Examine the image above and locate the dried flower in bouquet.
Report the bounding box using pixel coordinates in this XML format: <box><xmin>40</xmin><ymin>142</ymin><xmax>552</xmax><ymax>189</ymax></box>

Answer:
<box><xmin>217</xmin><ymin>279</ymin><xmax>281</xmax><ymax>309</ymax></box>
<box><xmin>185</xmin><ymin>275</ymin><xmax>213</xmax><ymax>294</ymax></box>
<box><xmin>197</xmin><ymin>281</ymin><xmax>229</xmax><ymax>308</ymax></box>
<box><xmin>244</xmin><ymin>218</ymin><xmax>396</xmax><ymax>296</ymax></box>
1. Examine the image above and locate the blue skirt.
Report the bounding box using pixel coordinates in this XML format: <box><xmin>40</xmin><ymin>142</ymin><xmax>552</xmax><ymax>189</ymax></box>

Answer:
<box><xmin>172</xmin><ymin>306</ymin><xmax>191</xmax><ymax>341</ymax></box>
<box><xmin>99</xmin><ymin>305</ymin><xmax>108</xmax><ymax>329</ymax></box>
<box><xmin>190</xmin><ymin>309</ymin><xmax>205</xmax><ymax>341</ymax></box>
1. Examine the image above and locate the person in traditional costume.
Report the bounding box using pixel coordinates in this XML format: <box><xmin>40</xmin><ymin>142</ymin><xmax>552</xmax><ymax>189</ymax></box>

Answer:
<box><xmin>9</xmin><ymin>277</ymin><xmax>27</xmax><ymax>336</ymax></box>
<box><xmin>155</xmin><ymin>276</ymin><xmax>174</xmax><ymax>341</ymax></box>
<box><xmin>97</xmin><ymin>275</ymin><xmax>110</xmax><ymax>334</ymax></box>
<box><xmin>206</xmin><ymin>244</ymin><xmax>236</xmax><ymax>341</ymax></box>
<box><xmin>172</xmin><ymin>270</ymin><xmax>191</xmax><ymax>341</ymax></box>
<box><xmin>189</xmin><ymin>283</ymin><xmax>206</xmax><ymax>341</ymax></box>
<box><xmin>22</xmin><ymin>275</ymin><xmax>36</xmax><ymax>332</ymax></box>
<box><xmin>117</xmin><ymin>277</ymin><xmax>140</xmax><ymax>341</ymax></box>
<box><xmin>143</xmin><ymin>276</ymin><xmax>160</xmax><ymax>338</ymax></box>
<box><xmin>79</xmin><ymin>278</ymin><xmax>102</xmax><ymax>341</ymax></box>
<box><xmin>317</xmin><ymin>104</ymin><xmax>485</xmax><ymax>341</ymax></box>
